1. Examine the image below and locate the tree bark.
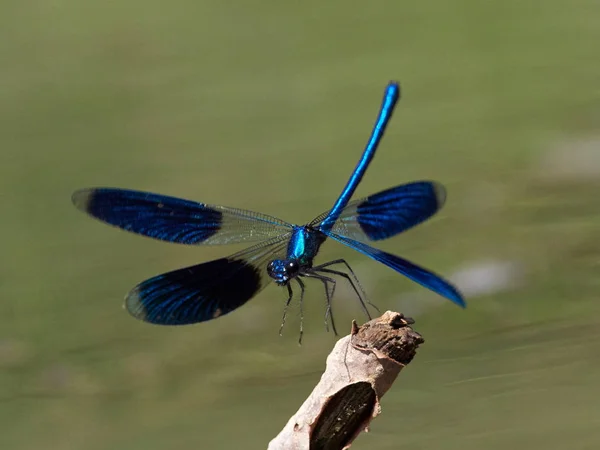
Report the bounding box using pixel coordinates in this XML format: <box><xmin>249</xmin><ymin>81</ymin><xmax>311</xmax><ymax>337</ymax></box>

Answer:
<box><xmin>268</xmin><ymin>311</ymin><xmax>424</xmax><ymax>450</ymax></box>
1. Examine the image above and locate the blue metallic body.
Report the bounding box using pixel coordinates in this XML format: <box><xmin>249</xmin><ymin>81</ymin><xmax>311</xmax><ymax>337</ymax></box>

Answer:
<box><xmin>268</xmin><ymin>82</ymin><xmax>401</xmax><ymax>286</ymax></box>
<box><xmin>319</xmin><ymin>83</ymin><xmax>400</xmax><ymax>233</ymax></box>
<box><xmin>72</xmin><ymin>81</ymin><xmax>465</xmax><ymax>341</ymax></box>
<box><xmin>287</xmin><ymin>226</ymin><xmax>325</xmax><ymax>263</ymax></box>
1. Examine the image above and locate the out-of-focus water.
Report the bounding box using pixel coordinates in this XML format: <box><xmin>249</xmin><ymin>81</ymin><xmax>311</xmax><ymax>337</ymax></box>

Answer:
<box><xmin>1</xmin><ymin>1</ymin><xmax>599</xmax><ymax>448</ymax></box>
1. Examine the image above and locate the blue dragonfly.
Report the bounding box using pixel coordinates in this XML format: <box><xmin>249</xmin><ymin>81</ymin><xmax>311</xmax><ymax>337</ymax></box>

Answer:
<box><xmin>72</xmin><ymin>81</ymin><xmax>465</xmax><ymax>342</ymax></box>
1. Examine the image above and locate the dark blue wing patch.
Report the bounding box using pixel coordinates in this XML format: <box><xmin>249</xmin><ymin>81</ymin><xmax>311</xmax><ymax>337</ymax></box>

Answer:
<box><xmin>312</xmin><ymin>181</ymin><xmax>446</xmax><ymax>243</ymax></box>
<box><xmin>125</xmin><ymin>235</ymin><xmax>290</xmax><ymax>325</ymax></box>
<box><xmin>356</xmin><ymin>181</ymin><xmax>445</xmax><ymax>240</ymax></box>
<box><xmin>72</xmin><ymin>187</ymin><xmax>293</xmax><ymax>245</ymax></box>
<box><xmin>126</xmin><ymin>258</ymin><xmax>263</xmax><ymax>325</ymax></box>
<box><xmin>325</xmin><ymin>232</ymin><xmax>465</xmax><ymax>307</ymax></box>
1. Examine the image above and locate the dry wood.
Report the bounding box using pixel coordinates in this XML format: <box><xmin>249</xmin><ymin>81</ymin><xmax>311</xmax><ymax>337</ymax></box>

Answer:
<box><xmin>268</xmin><ymin>311</ymin><xmax>424</xmax><ymax>450</ymax></box>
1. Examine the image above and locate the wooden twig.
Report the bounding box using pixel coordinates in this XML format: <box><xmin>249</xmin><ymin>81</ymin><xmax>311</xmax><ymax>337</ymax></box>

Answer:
<box><xmin>268</xmin><ymin>311</ymin><xmax>424</xmax><ymax>450</ymax></box>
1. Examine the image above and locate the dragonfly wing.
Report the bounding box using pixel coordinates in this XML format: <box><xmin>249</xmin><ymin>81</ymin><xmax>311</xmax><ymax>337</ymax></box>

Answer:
<box><xmin>126</xmin><ymin>234</ymin><xmax>291</xmax><ymax>325</ymax></box>
<box><xmin>324</xmin><ymin>232</ymin><xmax>465</xmax><ymax>307</ymax></box>
<box><xmin>311</xmin><ymin>181</ymin><xmax>446</xmax><ymax>243</ymax></box>
<box><xmin>72</xmin><ymin>187</ymin><xmax>293</xmax><ymax>245</ymax></box>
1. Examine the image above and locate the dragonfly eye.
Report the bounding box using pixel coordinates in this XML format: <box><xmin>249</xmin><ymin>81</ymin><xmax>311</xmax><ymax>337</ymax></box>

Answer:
<box><xmin>267</xmin><ymin>260</ymin><xmax>288</xmax><ymax>284</ymax></box>
<box><xmin>267</xmin><ymin>259</ymin><xmax>300</xmax><ymax>285</ymax></box>
<box><xmin>286</xmin><ymin>261</ymin><xmax>299</xmax><ymax>276</ymax></box>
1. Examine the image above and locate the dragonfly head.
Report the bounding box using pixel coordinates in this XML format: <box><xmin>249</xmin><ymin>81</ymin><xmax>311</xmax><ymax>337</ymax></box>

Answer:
<box><xmin>267</xmin><ymin>259</ymin><xmax>300</xmax><ymax>285</ymax></box>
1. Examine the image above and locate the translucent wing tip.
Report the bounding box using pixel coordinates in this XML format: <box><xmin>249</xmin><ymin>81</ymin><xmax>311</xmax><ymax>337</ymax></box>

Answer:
<box><xmin>431</xmin><ymin>181</ymin><xmax>447</xmax><ymax>210</ymax></box>
<box><xmin>71</xmin><ymin>188</ymin><xmax>95</xmax><ymax>213</ymax></box>
<box><xmin>125</xmin><ymin>281</ymin><xmax>183</xmax><ymax>325</ymax></box>
<box><xmin>125</xmin><ymin>285</ymin><xmax>152</xmax><ymax>323</ymax></box>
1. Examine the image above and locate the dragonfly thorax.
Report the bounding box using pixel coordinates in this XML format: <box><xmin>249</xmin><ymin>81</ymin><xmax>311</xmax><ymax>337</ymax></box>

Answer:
<box><xmin>267</xmin><ymin>259</ymin><xmax>301</xmax><ymax>285</ymax></box>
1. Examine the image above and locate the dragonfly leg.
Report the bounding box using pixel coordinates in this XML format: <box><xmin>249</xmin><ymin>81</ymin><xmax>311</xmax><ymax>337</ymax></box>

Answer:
<box><xmin>318</xmin><ymin>267</ymin><xmax>373</xmax><ymax>320</ymax></box>
<box><xmin>296</xmin><ymin>278</ymin><xmax>306</xmax><ymax>345</ymax></box>
<box><xmin>304</xmin><ymin>272</ymin><xmax>338</xmax><ymax>336</ymax></box>
<box><xmin>315</xmin><ymin>258</ymin><xmax>380</xmax><ymax>319</ymax></box>
<box><xmin>279</xmin><ymin>283</ymin><xmax>294</xmax><ymax>337</ymax></box>
<box><xmin>314</xmin><ymin>259</ymin><xmax>369</xmax><ymax>302</ymax></box>
<box><xmin>317</xmin><ymin>259</ymin><xmax>380</xmax><ymax>314</ymax></box>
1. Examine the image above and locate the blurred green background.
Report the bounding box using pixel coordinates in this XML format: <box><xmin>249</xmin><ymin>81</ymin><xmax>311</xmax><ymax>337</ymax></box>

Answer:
<box><xmin>1</xmin><ymin>0</ymin><xmax>600</xmax><ymax>448</ymax></box>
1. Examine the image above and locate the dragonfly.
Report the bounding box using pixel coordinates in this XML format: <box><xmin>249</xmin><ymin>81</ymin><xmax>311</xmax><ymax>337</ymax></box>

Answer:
<box><xmin>72</xmin><ymin>81</ymin><xmax>465</xmax><ymax>342</ymax></box>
